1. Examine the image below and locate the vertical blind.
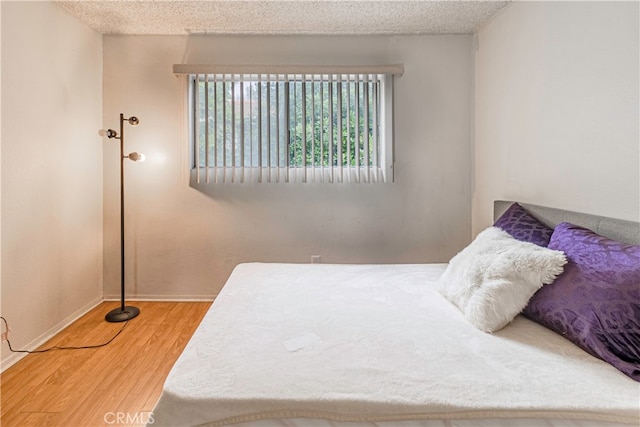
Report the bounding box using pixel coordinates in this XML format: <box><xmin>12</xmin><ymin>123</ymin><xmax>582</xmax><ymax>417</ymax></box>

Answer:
<box><xmin>176</xmin><ymin>65</ymin><xmax>402</xmax><ymax>184</ymax></box>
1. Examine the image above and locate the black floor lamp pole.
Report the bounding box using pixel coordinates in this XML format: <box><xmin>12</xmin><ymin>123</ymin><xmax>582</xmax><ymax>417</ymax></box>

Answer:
<box><xmin>105</xmin><ymin>113</ymin><xmax>141</xmax><ymax>323</ymax></box>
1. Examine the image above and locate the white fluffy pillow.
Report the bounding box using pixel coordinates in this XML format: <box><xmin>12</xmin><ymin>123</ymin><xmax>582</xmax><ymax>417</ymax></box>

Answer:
<box><xmin>438</xmin><ymin>226</ymin><xmax>567</xmax><ymax>332</ymax></box>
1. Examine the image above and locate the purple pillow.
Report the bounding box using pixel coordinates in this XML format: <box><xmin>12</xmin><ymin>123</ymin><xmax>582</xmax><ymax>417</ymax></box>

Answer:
<box><xmin>494</xmin><ymin>203</ymin><xmax>553</xmax><ymax>247</ymax></box>
<box><xmin>523</xmin><ymin>222</ymin><xmax>640</xmax><ymax>381</ymax></box>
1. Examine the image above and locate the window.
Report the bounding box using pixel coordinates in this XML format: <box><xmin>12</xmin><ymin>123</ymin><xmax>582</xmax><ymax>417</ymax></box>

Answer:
<box><xmin>180</xmin><ymin>66</ymin><xmax>400</xmax><ymax>184</ymax></box>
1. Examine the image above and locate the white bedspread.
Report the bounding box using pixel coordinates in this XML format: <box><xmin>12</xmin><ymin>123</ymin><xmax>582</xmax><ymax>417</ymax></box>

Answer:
<box><xmin>151</xmin><ymin>263</ymin><xmax>639</xmax><ymax>427</ymax></box>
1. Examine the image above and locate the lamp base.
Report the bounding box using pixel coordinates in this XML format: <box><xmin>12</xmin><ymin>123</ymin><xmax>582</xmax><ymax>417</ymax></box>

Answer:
<box><xmin>105</xmin><ymin>306</ymin><xmax>140</xmax><ymax>323</ymax></box>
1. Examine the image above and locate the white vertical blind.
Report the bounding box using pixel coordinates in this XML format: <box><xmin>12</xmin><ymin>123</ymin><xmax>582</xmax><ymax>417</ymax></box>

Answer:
<box><xmin>191</xmin><ymin>72</ymin><xmax>393</xmax><ymax>184</ymax></box>
<box><xmin>195</xmin><ymin>73</ymin><xmax>201</xmax><ymax>184</ymax></box>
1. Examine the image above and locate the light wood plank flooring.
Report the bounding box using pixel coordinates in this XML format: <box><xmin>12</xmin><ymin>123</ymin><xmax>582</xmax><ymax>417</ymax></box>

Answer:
<box><xmin>1</xmin><ymin>301</ymin><xmax>211</xmax><ymax>427</ymax></box>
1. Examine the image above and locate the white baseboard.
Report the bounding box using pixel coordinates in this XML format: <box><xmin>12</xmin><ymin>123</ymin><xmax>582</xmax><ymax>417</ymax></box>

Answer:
<box><xmin>1</xmin><ymin>296</ymin><xmax>103</xmax><ymax>373</ymax></box>
<box><xmin>102</xmin><ymin>295</ymin><xmax>216</xmax><ymax>302</ymax></box>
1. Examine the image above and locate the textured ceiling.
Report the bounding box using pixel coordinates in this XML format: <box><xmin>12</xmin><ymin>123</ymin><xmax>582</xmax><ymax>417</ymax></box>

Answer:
<box><xmin>56</xmin><ymin>0</ymin><xmax>510</xmax><ymax>35</ymax></box>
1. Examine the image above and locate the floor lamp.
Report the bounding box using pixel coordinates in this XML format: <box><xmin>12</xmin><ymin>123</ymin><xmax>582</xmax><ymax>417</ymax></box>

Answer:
<box><xmin>105</xmin><ymin>113</ymin><xmax>144</xmax><ymax>322</ymax></box>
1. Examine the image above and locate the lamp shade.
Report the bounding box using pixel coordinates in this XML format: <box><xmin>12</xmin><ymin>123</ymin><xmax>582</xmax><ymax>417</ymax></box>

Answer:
<box><xmin>127</xmin><ymin>152</ymin><xmax>145</xmax><ymax>162</ymax></box>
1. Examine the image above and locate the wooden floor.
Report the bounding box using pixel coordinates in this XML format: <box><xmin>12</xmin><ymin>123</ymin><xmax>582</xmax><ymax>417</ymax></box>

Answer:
<box><xmin>1</xmin><ymin>301</ymin><xmax>211</xmax><ymax>427</ymax></box>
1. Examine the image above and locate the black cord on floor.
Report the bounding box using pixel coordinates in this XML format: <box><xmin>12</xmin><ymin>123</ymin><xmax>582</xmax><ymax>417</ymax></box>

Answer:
<box><xmin>0</xmin><ymin>316</ymin><xmax>128</xmax><ymax>354</ymax></box>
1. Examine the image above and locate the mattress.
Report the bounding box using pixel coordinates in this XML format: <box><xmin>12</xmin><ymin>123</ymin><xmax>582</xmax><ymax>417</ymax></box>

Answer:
<box><xmin>150</xmin><ymin>263</ymin><xmax>639</xmax><ymax>427</ymax></box>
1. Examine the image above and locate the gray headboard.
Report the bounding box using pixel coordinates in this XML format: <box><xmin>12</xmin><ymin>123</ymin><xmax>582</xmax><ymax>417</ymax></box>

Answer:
<box><xmin>494</xmin><ymin>200</ymin><xmax>640</xmax><ymax>245</ymax></box>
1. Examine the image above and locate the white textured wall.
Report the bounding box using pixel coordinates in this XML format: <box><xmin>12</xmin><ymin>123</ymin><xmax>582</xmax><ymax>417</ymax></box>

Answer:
<box><xmin>103</xmin><ymin>35</ymin><xmax>473</xmax><ymax>299</ymax></box>
<box><xmin>1</xmin><ymin>1</ymin><xmax>103</xmax><ymax>368</ymax></box>
<box><xmin>473</xmin><ymin>1</ymin><xmax>640</xmax><ymax>233</ymax></box>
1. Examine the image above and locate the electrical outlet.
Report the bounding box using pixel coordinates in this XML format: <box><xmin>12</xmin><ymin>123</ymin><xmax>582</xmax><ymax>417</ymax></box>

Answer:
<box><xmin>311</xmin><ymin>255</ymin><xmax>321</xmax><ymax>264</ymax></box>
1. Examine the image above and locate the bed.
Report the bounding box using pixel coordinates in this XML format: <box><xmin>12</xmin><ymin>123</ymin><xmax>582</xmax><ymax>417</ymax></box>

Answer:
<box><xmin>150</xmin><ymin>201</ymin><xmax>640</xmax><ymax>427</ymax></box>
